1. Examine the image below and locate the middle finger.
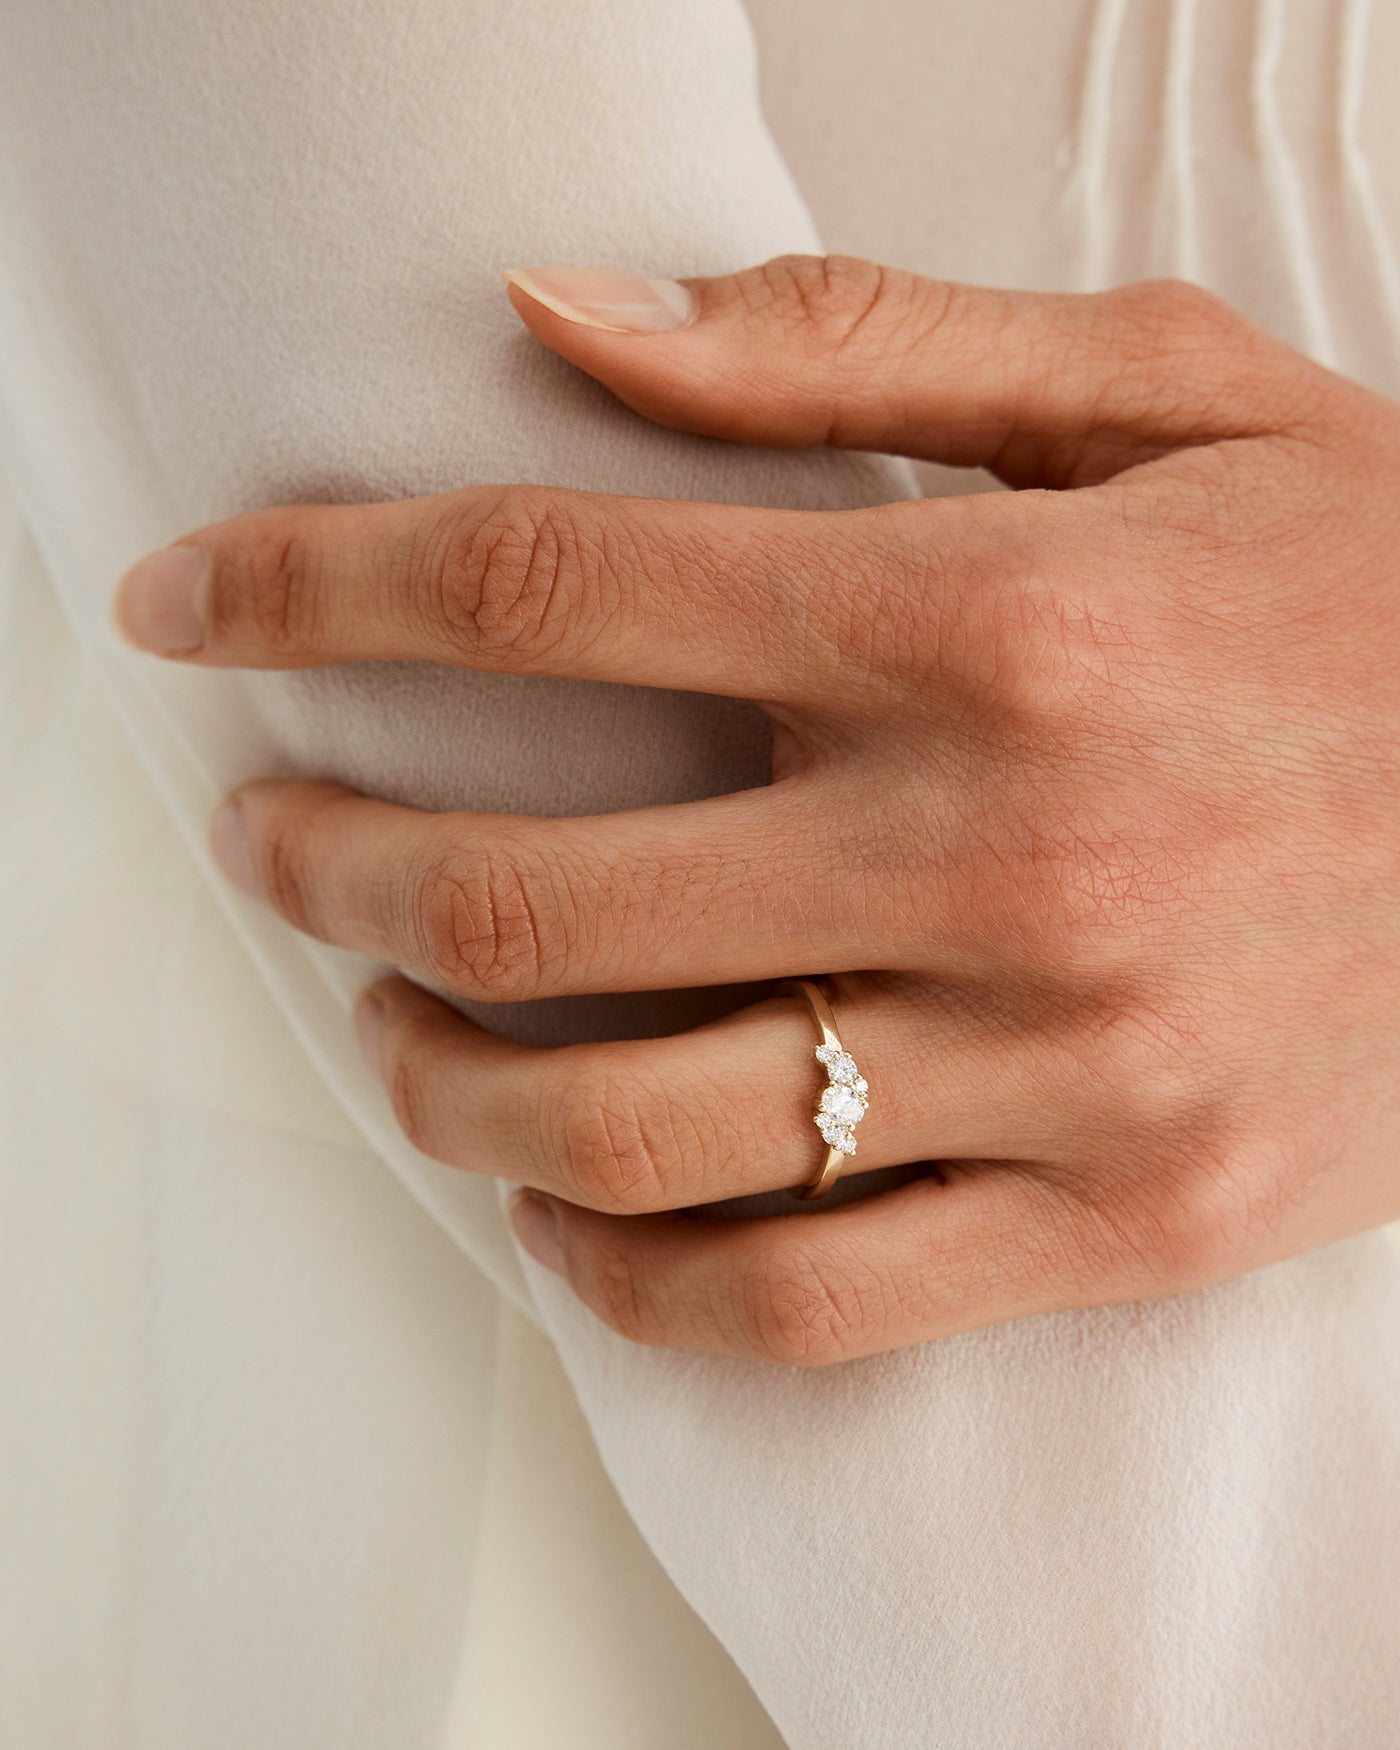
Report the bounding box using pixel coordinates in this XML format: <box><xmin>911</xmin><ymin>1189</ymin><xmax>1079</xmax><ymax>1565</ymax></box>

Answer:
<box><xmin>215</xmin><ymin>776</ymin><xmax>936</xmax><ymax>1001</ymax></box>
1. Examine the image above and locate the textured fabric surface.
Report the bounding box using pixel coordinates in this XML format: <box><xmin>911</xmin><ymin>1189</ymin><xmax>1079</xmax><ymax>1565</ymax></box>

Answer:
<box><xmin>0</xmin><ymin>513</ymin><xmax>782</xmax><ymax>1748</ymax></box>
<box><xmin>2</xmin><ymin>1</ymin><xmax>1399</xmax><ymax>1744</ymax></box>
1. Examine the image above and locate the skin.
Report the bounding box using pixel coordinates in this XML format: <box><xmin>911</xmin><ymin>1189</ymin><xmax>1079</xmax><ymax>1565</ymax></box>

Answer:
<box><xmin>113</xmin><ymin>254</ymin><xmax>1400</xmax><ymax>1366</ymax></box>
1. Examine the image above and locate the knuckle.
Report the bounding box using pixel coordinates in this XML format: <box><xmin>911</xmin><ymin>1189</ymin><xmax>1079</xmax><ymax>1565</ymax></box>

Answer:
<box><xmin>740</xmin><ymin>1243</ymin><xmax>869</xmax><ymax>1368</ymax></box>
<box><xmin>1102</xmin><ymin>278</ymin><xmax>1246</xmax><ymax>355</ymax></box>
<box><xmin>1162</xmin><ymin>1128</ymin><xmax>1285</xmax><ymax>1281</ymax></box>
<box><xmin>435</xmin><ymin>487</ymin><xmax>592</xmax><ymax>666</ymax></box>
<box><xmin>1077</xmin><ymin>1120</ymin><xmax>1271</xmax><ymax>1294</ymax></box>
<box><xmin>550</xmin><ymin>1066</ymin><xmax>689</xmax><ymax>1213</ymax></box>
<box><xmin>1092</xmin><ymin>280</ymin><xmax>1313</xmax><ymax>432</ymax></box>
<box><xmin>414</xmin><ymin>846</ymin><xmax>562</xmax><ymax>1001</ymax></box>
<box><xmin>976</xmin><ymin>793</ymin><xmax>1186</xmax><ymax>988</ymax></box>
<box><xmin>1124</xmin><ymin>1154</ymin><xmax>1257</xmax><ymax>1290</ymax></box>
<box><xmin>747</xmin><ymin>253</ymin><xmax>918</xmax><ymax>354</ymax></box>
<box><xmin>928</xmin><ymin>500</ymin><xmax>1146</xmax><ymax>728</ymax></box>
<box><xmin>211</xmin><ymin>512</ymin><xmax>324</xmax><ymax>651</ymax></box>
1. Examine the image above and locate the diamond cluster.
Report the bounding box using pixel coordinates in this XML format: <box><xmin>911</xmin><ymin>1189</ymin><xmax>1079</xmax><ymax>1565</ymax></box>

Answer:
<box><xmin>813</xmin><ymin>1044</ymin><xmax>869</xmax><ymax>1156</ymax></box>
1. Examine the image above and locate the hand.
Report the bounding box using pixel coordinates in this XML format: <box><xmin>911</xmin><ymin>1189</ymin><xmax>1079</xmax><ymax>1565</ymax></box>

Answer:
<box><xmin>114</xmin><ymin>256</ymin><xmax>1400</xmax><ymax>1365</ymax></box>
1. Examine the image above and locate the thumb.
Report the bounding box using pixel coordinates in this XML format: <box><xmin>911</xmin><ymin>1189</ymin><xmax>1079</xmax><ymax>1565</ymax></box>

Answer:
<box><xmin>503</xmin><ymin>255</ymin><xmax>1315</xmax><ymax>488</ymax></box>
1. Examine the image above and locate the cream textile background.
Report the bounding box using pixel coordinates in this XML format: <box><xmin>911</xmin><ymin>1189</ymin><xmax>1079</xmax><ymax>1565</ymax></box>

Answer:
<box><xmin>2</xmin><ymin>1</ymin><xmax>1399</xmax><ymax>1745</ymax></box>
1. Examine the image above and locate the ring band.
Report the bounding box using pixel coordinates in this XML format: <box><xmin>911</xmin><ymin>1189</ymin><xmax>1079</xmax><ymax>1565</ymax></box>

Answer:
<box><xmin>780</xmin><ymin>978</ymin><xmax>869</xmax><ymax>1200</ymax></box>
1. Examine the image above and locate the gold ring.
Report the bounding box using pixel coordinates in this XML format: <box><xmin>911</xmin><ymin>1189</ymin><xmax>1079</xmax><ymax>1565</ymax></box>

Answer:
<box><xmin>780</xmin><ymin>978</ymin><xmax>869</xmax><ymax>1199</ymax></box>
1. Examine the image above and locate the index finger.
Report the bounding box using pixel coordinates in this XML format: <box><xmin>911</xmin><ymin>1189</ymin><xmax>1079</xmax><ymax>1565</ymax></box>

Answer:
<box><xmin>112</xmin><ymin>484</ymin><xmax>930</xmax><ymax>708</ymax></box>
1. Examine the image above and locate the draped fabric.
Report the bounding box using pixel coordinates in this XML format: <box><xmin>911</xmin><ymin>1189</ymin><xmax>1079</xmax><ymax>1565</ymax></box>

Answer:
<box><xmin>2</xmin><ymin>2</ymin><xmax>1398</xmax><ymax>1743</ymax></box>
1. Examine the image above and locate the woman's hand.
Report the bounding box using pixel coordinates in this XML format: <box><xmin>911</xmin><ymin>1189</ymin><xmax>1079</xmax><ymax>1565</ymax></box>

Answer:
<box><xmin>114</xmin><ymin>256</ymin><xmax>1400</xmax><ymax>1365</ymax></box>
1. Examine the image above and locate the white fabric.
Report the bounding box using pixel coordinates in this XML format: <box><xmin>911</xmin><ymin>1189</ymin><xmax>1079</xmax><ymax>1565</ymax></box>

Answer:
<box><xmin>2</xmin><ymin>1</ymin><xmax>1399</xmax><ymax>1744</ymax></box>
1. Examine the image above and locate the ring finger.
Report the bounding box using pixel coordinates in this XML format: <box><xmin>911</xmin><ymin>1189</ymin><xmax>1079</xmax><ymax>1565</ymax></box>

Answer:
<box><xmin>360</xmin><ymin>971</ymin><xmax>1077</xmax><ymax>1212</ymax></box>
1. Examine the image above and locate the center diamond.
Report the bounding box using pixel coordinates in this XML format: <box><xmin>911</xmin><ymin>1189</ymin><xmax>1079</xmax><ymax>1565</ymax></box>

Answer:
<box><xmin>820</xmin><ymin>1085</ymin><xmax>865</xmax><ymax>1127</ymax></box>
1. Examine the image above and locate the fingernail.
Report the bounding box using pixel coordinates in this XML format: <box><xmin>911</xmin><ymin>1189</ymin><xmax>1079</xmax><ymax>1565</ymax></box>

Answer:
<box><xmin>209</xmin><ymin>798</ymin><xmax>261</xmax><ymax>898</ymax></box>
<box><xmin>354</xmin><ymin>991</ymin><xmax>385</xmax><ymax>1078</ymax></box>
<box><xmin>509</xmin><ymin>1189</ymin><xmax>566</xmax><ymax>1276</ymax></box>
<box><xmin>502</xmin><ymin>267</ymin><xmax>694</xmax><ymax>334</ymax></box>
<box><xmin>114</xmin><ymin>545</ymin><xmax>211</xmax><ymax>654</ymax></box>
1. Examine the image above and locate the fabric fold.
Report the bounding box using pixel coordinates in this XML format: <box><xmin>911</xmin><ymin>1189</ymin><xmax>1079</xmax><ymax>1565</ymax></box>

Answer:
<box><xmin>3</xmin><ymin>1</ymin><xmax>1399</xmax><ymax>1743</ymax></box>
